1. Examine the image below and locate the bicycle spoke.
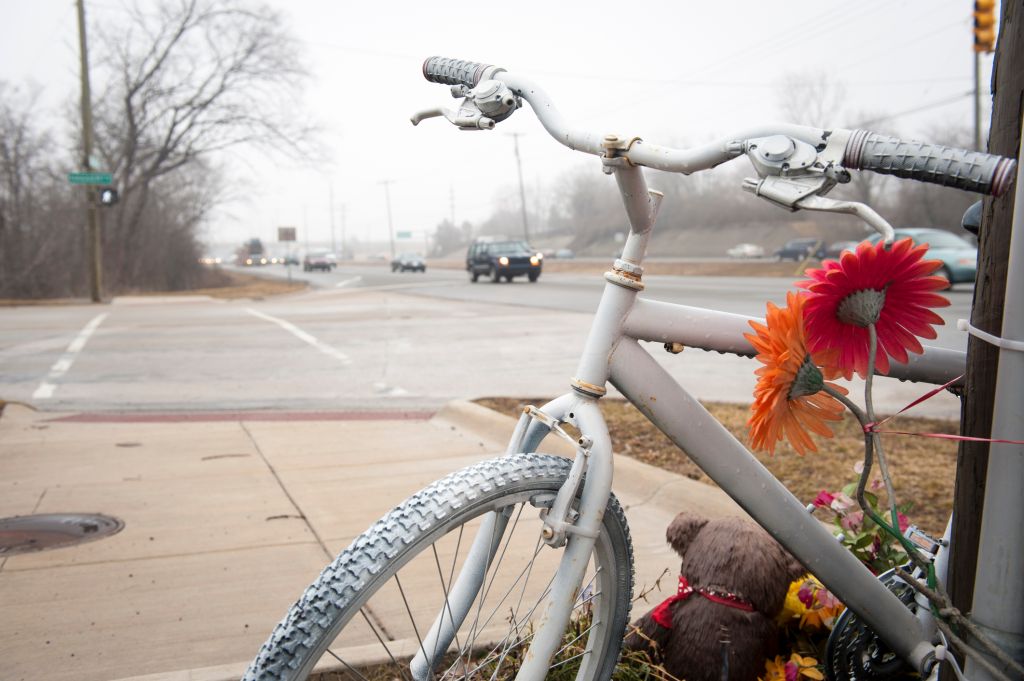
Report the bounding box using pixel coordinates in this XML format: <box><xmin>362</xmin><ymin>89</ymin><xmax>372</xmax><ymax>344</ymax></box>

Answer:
<box><xmin>358</xmin><ymin>608</ymin><xmax>412</xmax><ymax>681</ymax></box>
<box><xmin>459</xmin><ymin>503</ymin><xmax>527</xmax><ymax>659</ymax></box>
<box><xmin>325</xmin><ymin>647</ymin><xmax>374</xmax><ymax>681</ymax></box>
<box><xmin>395</xmin><ymin>573</ymin><xmax>436</xmax><ymax>681</ymax></box>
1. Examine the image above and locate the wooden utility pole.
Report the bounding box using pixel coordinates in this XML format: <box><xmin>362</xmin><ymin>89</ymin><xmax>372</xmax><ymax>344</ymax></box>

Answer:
<box><xmin>76</xmin><ymin>0</ymin><xmax>102</xmax><ymax>302</ymax></box>
<box><xmin>950</xmin><ymin>0</ymin><xmax>1021</xmax><ymax>624</ymax></box>
<box><xmin>508</xmin><ymin>133</ymin><xmax>530</xmax><ymax>243</ymax></box>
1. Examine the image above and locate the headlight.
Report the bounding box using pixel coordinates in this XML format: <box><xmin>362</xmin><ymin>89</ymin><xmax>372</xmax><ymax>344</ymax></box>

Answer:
<box><xmin>536</xmin><ymin>252</ymin><xmax>544</xmax><ymax>260</ymax></box>
<box><xmin>530</xmin><ymin>256</ymin><xmax>540</xmax><ymax>265</ymax></box>
<box><xmin>246</xmin><ymin>258</ymin><xmax>253</xmax><ymax>265</ymax></box>
<box><xmin>498</xmin><ymin>256</ymin><xmax>509</xmax><ymax>266</ymax></box>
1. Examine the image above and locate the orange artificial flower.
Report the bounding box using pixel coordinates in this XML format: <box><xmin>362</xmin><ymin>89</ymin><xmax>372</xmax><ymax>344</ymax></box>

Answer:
<box><xmin>745</xmin><ymin>291</ymin><xmax>847</xmax><ymax>455</ymax></box>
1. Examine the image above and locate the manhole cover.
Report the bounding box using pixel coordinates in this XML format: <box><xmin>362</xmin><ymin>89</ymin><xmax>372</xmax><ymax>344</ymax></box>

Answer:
<box><xmin>0</xmin><ymin>514</ymin><xmax>124</xmax><ymax>556</ymax></box>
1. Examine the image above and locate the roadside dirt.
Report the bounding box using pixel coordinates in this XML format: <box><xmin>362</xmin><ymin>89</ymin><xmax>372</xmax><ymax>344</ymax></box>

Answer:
<box><xmin>182</xmin><ymin>270</ymin><xmax>307</xmax><ymax>299</ymax></box>
<box><xmin>476</xmin><ymin>397</ymin><xmax>957</xmax><ymax>537</ymax></box>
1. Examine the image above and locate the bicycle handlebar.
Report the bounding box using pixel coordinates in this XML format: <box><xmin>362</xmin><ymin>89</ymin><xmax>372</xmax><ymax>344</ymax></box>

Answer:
<box><xmin>844</xmin><ymin>130</ymin><xmax>1016</xmax><ymax>197</ymax></box>
<box><xmin>422</xmin><ymin>57</ymin><xmax>1017</xmax><ymax>197</ymax></box>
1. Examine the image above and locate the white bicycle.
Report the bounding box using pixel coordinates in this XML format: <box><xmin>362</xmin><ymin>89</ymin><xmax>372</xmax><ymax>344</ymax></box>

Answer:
<box><xmin>244</xmin><ymin>57</ymin><xmax>1020</xmax><ymax>681</ymax></box>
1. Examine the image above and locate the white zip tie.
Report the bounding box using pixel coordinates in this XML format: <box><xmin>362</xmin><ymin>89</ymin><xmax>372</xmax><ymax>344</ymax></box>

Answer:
<box><xmin>957</xmin><ymin>319</ymin><xmax>1024</xmax><ymax>353</ymax></box>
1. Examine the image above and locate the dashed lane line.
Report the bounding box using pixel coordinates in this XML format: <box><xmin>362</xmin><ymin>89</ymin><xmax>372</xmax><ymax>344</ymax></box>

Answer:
<box><xmin>32</xmin><ymin>313</ymin><xmax>109</xmax><ymax>400</ymax></box>
<box><xmin>245</xmin><ymin>308</ymin><xmax>352</xmax><ymax>366</ymax></box>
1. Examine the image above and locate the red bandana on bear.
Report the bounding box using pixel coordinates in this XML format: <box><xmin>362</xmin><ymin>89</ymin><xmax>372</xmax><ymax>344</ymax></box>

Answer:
<box><xmin>652</xmin><ymin>575</ymin><xmax>755</xmax><ymax>628</ymax></box>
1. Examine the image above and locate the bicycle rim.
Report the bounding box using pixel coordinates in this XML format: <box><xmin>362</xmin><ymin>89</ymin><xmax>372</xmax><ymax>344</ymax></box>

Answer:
<box><xmin>245</xmin><ymin>454</ymin><xmax>634</xmax><ymax>681</ymax></box>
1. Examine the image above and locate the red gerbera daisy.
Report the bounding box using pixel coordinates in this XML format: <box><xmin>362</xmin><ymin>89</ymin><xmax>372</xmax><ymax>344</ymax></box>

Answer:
<box><xmin>796</xmin><ymin>238</ymin><xmax>950</xmax><ymax>379</ymax></box>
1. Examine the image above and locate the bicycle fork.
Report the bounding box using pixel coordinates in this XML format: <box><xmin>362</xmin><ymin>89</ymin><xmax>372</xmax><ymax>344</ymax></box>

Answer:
<box><xmin>408</xmin><ymin>394</ymin><xmax>613</xmax><ymax>681</ymax></box>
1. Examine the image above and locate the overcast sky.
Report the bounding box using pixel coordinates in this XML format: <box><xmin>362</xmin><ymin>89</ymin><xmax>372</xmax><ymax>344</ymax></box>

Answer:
<box><xmin>1</xmin><ymin>0</ymin><xmax>997</xmax><ymax>252</ymax></box>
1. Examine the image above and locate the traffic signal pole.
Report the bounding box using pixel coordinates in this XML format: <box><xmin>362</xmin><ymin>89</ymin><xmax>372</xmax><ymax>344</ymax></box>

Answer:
<box><xmin>76</xmin><ymin>0</ymin><xmax>102</xmax><ymax>302</ymax></box>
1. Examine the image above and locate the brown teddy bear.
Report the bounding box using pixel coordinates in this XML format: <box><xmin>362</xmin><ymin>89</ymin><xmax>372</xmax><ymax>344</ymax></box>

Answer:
<box><xmin>624</xmin><ymin>512</ymin><xmax>806</xmax><ymax>681</ymax></box>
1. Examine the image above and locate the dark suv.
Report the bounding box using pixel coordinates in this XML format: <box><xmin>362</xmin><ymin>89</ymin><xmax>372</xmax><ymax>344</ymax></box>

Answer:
<box><xmin>466</xmin><ymin>240</ymin><xmax>542</xmax><ymax>283</ymax></box>
<box><xmin>774</xmin><ymin>237</ymin><xmax>822</xmax><ymax>261</ymax></box>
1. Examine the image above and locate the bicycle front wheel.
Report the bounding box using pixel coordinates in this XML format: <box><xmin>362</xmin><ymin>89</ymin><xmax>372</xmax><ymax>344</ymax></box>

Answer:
<box><xmin>245</xmin><ymin>454</ymin><xmax>634</xmax><ymax>681</ymax></box>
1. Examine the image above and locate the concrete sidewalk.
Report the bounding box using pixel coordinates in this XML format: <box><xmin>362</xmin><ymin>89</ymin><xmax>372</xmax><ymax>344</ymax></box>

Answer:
<box><xmin>0</xmin><ymin>401</ymin><xmax>744</xmax><ymax>681</ymax></box>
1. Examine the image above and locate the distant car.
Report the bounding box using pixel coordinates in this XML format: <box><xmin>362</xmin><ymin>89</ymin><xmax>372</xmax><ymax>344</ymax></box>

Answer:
<box><xmin>392</xmin><ymin>252</ymin><xmax>426</xmax><ymax>273</ymax></box>
<box><xmin>281</xmin><ymin>255</ymin><xmax>300</xmax><ymax>266</ymax></box>
<box><xmin>814</xmin><ymin>240</ymin><xmax>860</xmax><ymax>260</ymax></box>
<box><xmin>867</xmin><ymin>228</ymin><xmax>977</xmax><ymax>286</ymax></box>
<box><xmin>466</xmin><ymin>239</ymin><xmax>543</xmax><ymax>283</ymax></box>
<box><xmin>242</xmin><ymin>254</ymin><xmax>269</xmax><ymax>266</ymax></box>
<box><xmin>726</xmin><ymin>243</ymin><xmax>765</xmax><ymax>259</ymax></box>
<box><xmin>198</xmin><ymin>255</ymin><xmax>222</xmax><ymax>265</ymax></box>
<box><xmin>303</xmin><ymin>251</ymin><xmax>336</xmax><ymax>272</ymax></box>
<box><xmin>774</xmin><ymin>238</ymin><xmax>822</xmax><ymax>261</ymax></box>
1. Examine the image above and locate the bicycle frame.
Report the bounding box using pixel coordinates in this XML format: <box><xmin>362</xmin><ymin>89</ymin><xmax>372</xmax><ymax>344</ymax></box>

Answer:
<box><xmin>408</xmin><ymin>161</ymin><xmax>965</xmax><ymax>681</ymax></box>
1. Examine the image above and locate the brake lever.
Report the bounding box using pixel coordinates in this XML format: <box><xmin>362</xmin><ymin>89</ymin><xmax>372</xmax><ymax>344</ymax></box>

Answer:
<box><xmin>410</xmin><ymin>79</ymin><xmax>520</xmax><ymax>131</ymax></box>
<box><xmin>740</xmin><ymin>134</ymin><xmax>896</xmax><ymax>243</ymax></box>
<box><xmin>410</xmin><ymin>104</ymin><xmax>496</xmax><ymax>130</ymax></box>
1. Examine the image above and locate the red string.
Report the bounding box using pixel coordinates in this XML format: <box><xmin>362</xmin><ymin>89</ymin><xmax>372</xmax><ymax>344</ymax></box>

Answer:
<box><xmin>862</xmin><ymin>373</ymin><xmax>1024</xmax><ymax>445</ymax></box>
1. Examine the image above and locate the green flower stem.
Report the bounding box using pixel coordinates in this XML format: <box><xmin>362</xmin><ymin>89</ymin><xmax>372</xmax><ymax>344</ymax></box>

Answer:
<box><xmin>824</xmin><ymin>383</ymin><xmax>936</xmax><ymax>588</ymax></box>
<box><xmin>866</xmin><ymin>323</ymin><xmax>901</xmax><ymax>543</ymax></box>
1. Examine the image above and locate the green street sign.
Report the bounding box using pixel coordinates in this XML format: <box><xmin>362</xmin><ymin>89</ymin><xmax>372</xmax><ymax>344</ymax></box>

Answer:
<box><xmin>68</xmin><ymin>172</ymin><xmax>113</xmax><ymax>185</ymax></box>
<box><xmin>396</xmin><ymin>231</ymin><xmax>412</xmax><ymax>239</ymax></box>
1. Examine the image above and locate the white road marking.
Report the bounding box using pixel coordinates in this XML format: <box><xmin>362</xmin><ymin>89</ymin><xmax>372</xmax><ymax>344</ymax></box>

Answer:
<box><xmin>245</xmin><ymin>308</ymin><xmax>352</xmax><ymax>365</ymax></box>
<box><xmin>335</xmin><ymin>276</ymin><xmax>363</xmax><ymax>288</ymax></box>
<box><xmin>32</xmin><ymin>313</ymin><xmax>109</xmax><ymax>400</ymax></box>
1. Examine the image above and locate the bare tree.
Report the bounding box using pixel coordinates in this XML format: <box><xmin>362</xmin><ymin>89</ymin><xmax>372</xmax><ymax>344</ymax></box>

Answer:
<box><xmin>90</xmin><ymin>0</ymin><xmax>316</xmax><ymax>288</ymax></box>
<box><xmin>775</xmin><ymin>71</ymin><xmax>848</xmax><ymax>128</ymax></box>
<box><xmin>0</xmin><ymin>82</ymin><xmax>84</xmax><ymax>297</ymax></box>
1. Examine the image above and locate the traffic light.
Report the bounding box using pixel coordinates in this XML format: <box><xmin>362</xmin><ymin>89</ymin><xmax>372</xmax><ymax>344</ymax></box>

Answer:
<box><xmin>973</xmin><ymin>0</ymin><xmax>996</xmax><ymax>53</ymax></box>
<box><xmin>98</xmin><ymin>186</ymin><xmax>119</xmax><ymax>206</ymax></box>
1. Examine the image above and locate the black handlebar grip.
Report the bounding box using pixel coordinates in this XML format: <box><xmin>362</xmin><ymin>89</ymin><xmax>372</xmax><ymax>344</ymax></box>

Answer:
<box><xmin>422</xmin><ymin>56</ymin><xmax>505</xmax><ymax>88</ymax></box>
<box><xmin>843</xmin><ymin>129</ymin><xmax>1017</xmax><ymax>197</ymax></box>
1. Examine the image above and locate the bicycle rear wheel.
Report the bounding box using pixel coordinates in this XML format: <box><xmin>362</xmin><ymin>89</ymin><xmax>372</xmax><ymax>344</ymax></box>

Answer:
<box><xmin>244</xmin><ymin>454</ymin><xmax>634</xmax><ymax>681</ymax></box>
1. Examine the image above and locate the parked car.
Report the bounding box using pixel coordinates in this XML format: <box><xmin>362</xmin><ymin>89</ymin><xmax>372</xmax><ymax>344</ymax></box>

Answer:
<box><xmin>466</xmin><ymin>239</ymin><xmax>543</xmax><ymax>283</ymax></box>
<box><xmin>867</xmin><ymin>228</ymin><xmax>977</xmax><ymax>286</ymax></box>
<box><xmin>392</xmin><ymin>252</ymin><xmax>426</xmax><ymax>273</ymax></box>
<box><xmin>814</xmin><ymin>240</ymin><xmax>860</xmax><ymax>260</ymax></box>
<box><xmin>303</xmin><ymin>251</ymin><xmax>337</xmax><ymax>272</ymax></box>
<box><xmin>726</xmin><ymin>243</ymin><xmax>765</xmax><ymax>259</ymax></box>
<box><xmin>774</xmin><ymin>237</ymin><xmax>822</xmax><ymax>261</ymax></box>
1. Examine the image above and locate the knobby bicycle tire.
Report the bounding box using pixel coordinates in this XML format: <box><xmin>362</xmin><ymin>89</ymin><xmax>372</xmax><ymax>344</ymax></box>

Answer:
<box><xmin>244</xmin><ymin>453</ymin><xmax>635</xmax><ymax>681</ymax></box>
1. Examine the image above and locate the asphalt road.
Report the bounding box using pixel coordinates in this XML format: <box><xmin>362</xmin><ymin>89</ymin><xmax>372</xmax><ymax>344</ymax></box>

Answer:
<box><xmin>0</xmin><ymin>263</ymin><xmax>970</xmax><ymax>417</ymax></box>
<box><xmin>246</xmin><ymin>262</ymin><xmax>973</xmax><ymax>350</ymax></box>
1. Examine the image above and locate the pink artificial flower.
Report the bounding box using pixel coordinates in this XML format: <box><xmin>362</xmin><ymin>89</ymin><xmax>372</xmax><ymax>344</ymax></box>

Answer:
<box><xmin>797</xmin><ymin>238</ymin><xmax>950</xmax><ymax>379</ymax></box>
<box><xmin>840</xmin><ymin>510</ymin><xmax>865</xmax><ymax>533</ymax></box>
<box><xmin>812</xmin><ymin>490</ymin><xmax>836</xmax><ymax>508</ymax></box>
<box><xmin>785</xmin><ymin>661</ymin><xmax>799</xmax><ymax>681</ymax></box>
<box><xmin>897</xmin><ymin>512</ymin><xmax>910</xmax><ymax>533</ymax></box>
<box><xmin>830</xmin><ymin>492</ymin><xmax>856</xmax><ymax>514</ymax></box>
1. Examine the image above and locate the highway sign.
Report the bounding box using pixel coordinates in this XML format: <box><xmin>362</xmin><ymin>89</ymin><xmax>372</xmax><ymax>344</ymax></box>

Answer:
<box><xmin>278</xmin><ymin>227</ymin><xmax>297</xmax><ymax>242</ymax></box>
<box><xmin>396</xmin><ymin>231</ymin><xmax>412</xmax><ymax>238</ymax></box>
<box><xmin>68</xmin><ymin>172</ymin><xmax>113</xmax><ymax>185</ymax></box>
